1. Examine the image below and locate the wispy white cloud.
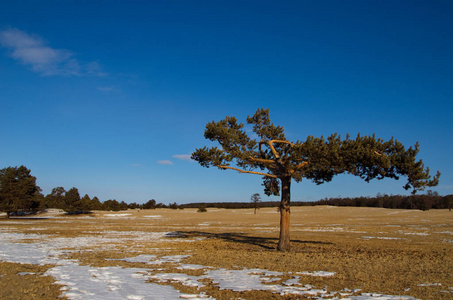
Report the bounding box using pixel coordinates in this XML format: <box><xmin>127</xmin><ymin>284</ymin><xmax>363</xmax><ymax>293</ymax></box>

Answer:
<box><xmin>98</xmin><ymin>85</ymin><xmax>120</xmax><ymax>93</ymax></box>
<box><xmin>157</xmin><ymin>160</ymin><xmax>173</xmax><ymax>165</ymax></box>
<box><xmin>86</xmin><ymin>61</ymin><xmax>107</xmax><ymax>77</ymax></box>
<box><xmin>0</xmin><ymin>28</ymin><xmax>105</xmax><ymax>76</ymax></box>
<box><xmin>172</xmin><ymin>154</ymin><xmax>192</xmax><ymax>161</ymax></box>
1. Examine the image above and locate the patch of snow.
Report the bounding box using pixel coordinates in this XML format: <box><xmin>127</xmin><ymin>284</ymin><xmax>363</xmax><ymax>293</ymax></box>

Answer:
<box><xmin>112</xmin><ymin>255</ymin><xmax>157</xmax><ymax>264</ymax></box>
<box><xmin>177</xmin><ymin>264</ymin><xmax>209</xmax><ymax>270</ymax></box>
<box><xmin>293</xmin><ymin>227</ymin><xmax>366</xmax><ymax>234</ymax></box>
<box><xmin>104</xmin><ymin>214</ymin><xmax>133</xmax><ymax>218</ymax></box>
<box><xmin>282</xmin><ymin>276</ymin><xmax>300</xmax><ymax>286</ymax></box>
<box><xmin>297</xmin><ymin>271</ymin><xmax>336</xmax><ymax>277</ymax></box>
<box><xmin>362</xmin><ymin>236</ymin><xmax>401</xmax><ymax>240</ymax></box>
<box><xmin>45</xmin><ymin>263</ymin><xmax>207</xmax><ymax>299</ymax></box>
<box><xmin>400</xmin><ymin>232</ymin><xmax>429</xmax><ymax>236</ymax></box>
<box><xmin>114</xmin><ymin>254</ymin><xmax>190</xmax><ymax>265</ymax></box>
<box><xmin>197</xmin><ymin>222</ymin><xmax>211</xmax><ymax>226</ymax></box>
<box><xmin>349</xmin><ymin>293</ymin><xmax>417</xmax><ymax>299</ymax></box>
<box><xmin>150</xmin><ymin>273</ymin><xmax>205</xmax><ymax>288</ymax></box>
<box><xmin>296</xmin><ymin>227</ymin><xmax>347</xmax><ymax>232</ymax></box>
<box><xmin>418</xmin><ymin>283</ymin><xmax>442</xmax><ymax>287</ymax></box>
<box><xmin>387</xmin><ymin>210</ymin><xmax>412</xmax><ymax>215</ymax></box>
<box><xmin>206</xmin><ymin>268</ymin><xmax>281</xmax><ymax>292</ymax></box>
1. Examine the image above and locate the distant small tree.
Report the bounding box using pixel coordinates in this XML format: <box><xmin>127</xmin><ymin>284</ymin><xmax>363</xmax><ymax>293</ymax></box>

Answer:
<box><xmin>128</xmin><ymin>202</ymin><xmax>140</xmax><ymax>209</ymax></box>
<box><xmin>64</xmin><ymin>187</ymin><xmax>81</xmax><ymax>213</ymax></box>
<box><xmin>445</xmin><ymin>195</ymin><xmax>453</xmax><ymax>212</ymax></box>
<box><xmin>197</xmin><ymin>203</ymin><xmax>207</xmax><ymax>213</ymax></box>
<box><xmin>119</xmin><ymin>201</ymin><xmax>128</xmax><ymax>210</ymax></box>
<box><xmin>44</xmin><ymin>187</ymin><xmax>66</xmax><ymax>209</ymax></box>
<box><xmin>251</xmin><ymin>193</ymin><xmax>261</xmax><ymax>214</ymax></box>
<box><xmin>169</xmin><ymin>202</ymin><xmax>179</xmax><ymax>209</ymax></box>
<box><xmin>142</xmin><ymin>199</ymin><xmax>156</xmax><ymax>209</ymax></box>
<box><xmin>103</xmin><ymin>199</ymin><xmax>121</xmax><ymax>211</ymax></box>
<box><xmin>80</xmin><ymin>194</ymin><xmax>92</xmax><ymax>212</ymax></box>
<box><xmin>155</xmin><ymin>202</ymin><xmax>167</xmax><ymax>208</ymax></box>
<box><xmin>90</xmin><ymin>196</ymin><xmax>103</xmax><ymax>210</ymax></box>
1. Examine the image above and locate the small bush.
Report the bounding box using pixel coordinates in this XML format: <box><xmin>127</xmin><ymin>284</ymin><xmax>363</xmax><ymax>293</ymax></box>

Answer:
<box><xmin>197</xmin><ymin>204</ymin><xmax>207</xmax><ymax>213</ymax></box>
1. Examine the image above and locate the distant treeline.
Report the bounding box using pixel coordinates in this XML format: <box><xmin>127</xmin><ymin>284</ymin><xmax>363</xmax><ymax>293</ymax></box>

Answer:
<box><xmin>41</xmin><ymin>192</ymin><xmax>176</xmax><ymax>213</ymax></box>
<box><xmin>1</xmin><ymin>165</ymin><xmax>451</xmax><ymax>217</ymax></box>
<box><xmin>41</xmin><ymin>187</ymin><xmax>172</xmax><ymax>213</ymax></box>
<box><xmin>180</xmin><ymin>192</ymin><xmax>453</xmax><ymax>211</ymax></box>
<box><xmin>0</xmin><ymin>165</ymin><xmax>176</xmax><ymax>216</ymax></box>
<box><xmin>310</xmin><ymin>192</ymin><xmax>452</xmax><ymax>211</ymax></box>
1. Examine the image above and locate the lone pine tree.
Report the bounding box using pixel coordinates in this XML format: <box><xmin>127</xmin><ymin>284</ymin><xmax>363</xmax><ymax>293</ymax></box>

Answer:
<box><xmin>192</xmin><ymin>108</ymin><xmax>440</xmax><ymax>251</ymax></box>
<box><xmin>251</xmin><ymin>193</ymin><xmax>261</xmax><ymax>214</ymax></box>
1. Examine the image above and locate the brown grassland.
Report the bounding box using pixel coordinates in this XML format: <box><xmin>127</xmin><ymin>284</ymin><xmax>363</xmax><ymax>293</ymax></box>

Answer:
<box><xmin>0</xmin><ymin>206</ymin><xmax>452</xmax><ymax>299</ymax></box>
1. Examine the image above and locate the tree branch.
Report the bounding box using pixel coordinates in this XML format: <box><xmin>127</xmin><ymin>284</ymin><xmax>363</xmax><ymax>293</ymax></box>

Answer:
<box><xmin>260</xmin><ymin>140</ymin><xmax>294</xmax><ymax>159</ymax></box>
<box><xmin>248</xmin><ymin>156</ymin><xmax>277</xmax><ymax>164</ymax></box>
<box><xmin>290</xmin><ymin>161</ymin><xmax>309</xmax><ymax>174</ymax></box>
<box><xmin>218</xmin><ymin>166</ymin><xmax>278</xmax><ymax>178</ymax></box>
<box><xmin>269</xmin><ymin>140</ymin><xmax>294</xmax><ymax>146</ymax></box>
<box><xmin>374</xmin><ymin>151</ymin><xmax>385</xmax><ymax>156</ymax></box>
<box><xmin>296</xmin><ymin>161</ymin><xmax>309</xmax><ymax>169</ymax></box>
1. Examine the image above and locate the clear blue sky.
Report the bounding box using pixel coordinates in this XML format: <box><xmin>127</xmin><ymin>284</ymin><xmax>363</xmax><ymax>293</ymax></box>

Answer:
<box><xmin>1</xmin><ymin>0</ymin><xmax>452</xmax><ymax>204</ymax></box>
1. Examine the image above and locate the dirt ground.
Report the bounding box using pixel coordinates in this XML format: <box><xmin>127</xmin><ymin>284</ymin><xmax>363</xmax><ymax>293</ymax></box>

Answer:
<box><xmin>0</xmin><ymin>206</ymin><xmax>452</xmax><ymax>299</ymax></box>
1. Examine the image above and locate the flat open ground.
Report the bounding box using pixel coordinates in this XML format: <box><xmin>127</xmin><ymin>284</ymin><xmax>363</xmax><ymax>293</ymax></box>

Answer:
<box><xmin>0</xmin><ymin>206</ymin><xmax>452</xmax><ymax>299</ymax></box>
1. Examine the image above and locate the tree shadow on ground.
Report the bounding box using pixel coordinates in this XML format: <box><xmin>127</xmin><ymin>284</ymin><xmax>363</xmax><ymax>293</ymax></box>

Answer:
<box><xmin>167</xmin><ymin>231</ymin><xmax>333</xmax><ymax>251</ymax></box>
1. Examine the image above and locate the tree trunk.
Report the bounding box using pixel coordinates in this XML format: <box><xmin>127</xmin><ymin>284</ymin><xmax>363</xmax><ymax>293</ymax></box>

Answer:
<box><xmin>277</xmin><ymin>176</ymin><xmax>291</xmax><ymax>251</ymax></box>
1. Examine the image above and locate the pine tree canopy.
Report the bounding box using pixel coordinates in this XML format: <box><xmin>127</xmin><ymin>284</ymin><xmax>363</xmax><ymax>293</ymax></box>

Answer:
<box><xmin>192</xmin><ymin>108</ymin><xmax>440</xmax><ymax>197</ymax></box>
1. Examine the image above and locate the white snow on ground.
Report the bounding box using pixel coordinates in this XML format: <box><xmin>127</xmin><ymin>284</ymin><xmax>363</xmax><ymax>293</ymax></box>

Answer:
<box><xmin>204</xmin><ymin>268</ymin><xmax>283</xmax><ymax>292</ymax></box>
<box><xmin>177</xmin><ymin>264</ymin><xmax>209</xmax><ymax>270</ymax></box>
<box><xmin>112</xmin><ymin>254</ymin><xmax>191</xmax><ymax>265</ymax></box>
<box><xmin>439</xmin><ymin>231</ymin><xmax>453</xmax><ymax>235</ymax></box>
<box><xmin>293</xmin><ymin>227</ymin><xmax>367</xmax><ymax>234</ymax></box>
<box><xmin>417</xmin><ymin>283</ymin><xmax>442</xmax><ymax>287</ymax></box>
<box><xmin>0</xmin><ymin>229</ymin><xmax>421</xmax><ymax>299</ymax></box>
<box><xmin>150</xmin><ymin>273</ymin><xmax>206</xmax><ymax>288</ymax></box>
<box><xmin>197</xmin><ymin>222</ymin><xmax>211</xmax><ymax>226</ymax></box>
<box><xmin>362</xmin><ymin>236</ymin><xmax>402</xmax><ymax>240</ymax></box>
<box><xmin>297</xmin><ymin>271</ymin><xmax>336</xmax><ymax>277</ymax></box>
<box><xmin>399</xmin><ymin>232</ymin><xmax>429</xmax><ymax>236</ymax></box>
<box><xmin>104</xmin><ymin>213</ymin><xmax>133</xmax><ymax>218</ymax></box>
<box><xmin>45</xmin><ymin>263</ymin><xmax>205</xmax><ymax>300</ymax></box>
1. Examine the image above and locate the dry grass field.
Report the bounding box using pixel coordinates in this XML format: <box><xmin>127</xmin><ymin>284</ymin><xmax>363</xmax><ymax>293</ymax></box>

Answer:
<box><xmin>0</xmin><ymin>206</ymin><xmax>452</xmax><ymax>299</ymax></box>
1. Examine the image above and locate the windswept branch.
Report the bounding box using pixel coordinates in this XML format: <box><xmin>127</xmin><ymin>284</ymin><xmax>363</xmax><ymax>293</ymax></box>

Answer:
<box><xmin>269</xmin><ymin>140</ymin><xmax>294</xmax><ymax>146</ymax></box>
<box><xmin>290</xmin><ymin>161</ymin><xmax>309</xmax><ymax>174</ymax></box>
<box><xmin>260</xmin><ymin>140</ymin><xmax>294</xmax><ymax>159</ymax></box>
<box><xmin>218</xmin><ymin>166</ymin><xmax>278</xmax><ymax>178</ymax></box>
<box><xmin>248</xmin><ymin>156</ymin><xmax>277</xmax><ymax>165</ymax></box>
<box><xmin>374</xmin><ymin>151</ymin><xmax>384</xmax><ymax>156</ymax></box>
